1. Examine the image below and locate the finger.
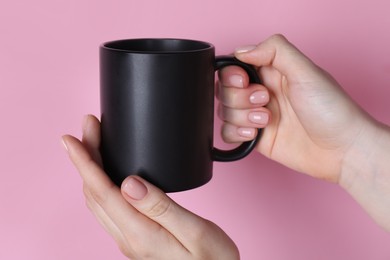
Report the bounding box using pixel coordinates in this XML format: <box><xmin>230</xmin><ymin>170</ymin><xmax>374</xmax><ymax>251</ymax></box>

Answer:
<box><xmin>121</xmin><ymin>176</ymin><xmax>216</xmax><ymax>252</ymax></box>
<box><xmin>217</xmin><ymin>82</ymin><xmax>269</xmax><ymax>109</ymax></box>
<box><xmin>258</xmin><ymin>65</ymin><xmax>285</xmax><ymax>94</ymax></box>
<box><xmin>218</xmin><ymin>105</ymin><xmax>270</xmax><ymax>128</ymax></box>
<box><xmin>83</xmin><ymin>185</ymin><xmax>130</xmax><ymax>256</ymax></box>
<box><xmin>234</xmin><ymin>34</ymin><xmax>316</xmax><ymax>80</ymax></box>
<box><xmin>221</xmin><ymin>122</ymin><xmax>257</xmax><ymax>143</ymax></box>
<box><xmin>62</xmin><ymin>135</ymin><xmax>188</xmax><ymax>258</ymax></box>
<box><xmin>81</xmin><ymin>114</ymin><xmax>103</xmax><ymax>166</ymax></box>
<box><xmin>63</xmin><ymin>135</ymin><xmax>135</xmax><ymax>229</ymax></box>
<box><xmin>217</xmin><ymin>65</ymin><xmax>249</xmax><ymax>88</ymax></box>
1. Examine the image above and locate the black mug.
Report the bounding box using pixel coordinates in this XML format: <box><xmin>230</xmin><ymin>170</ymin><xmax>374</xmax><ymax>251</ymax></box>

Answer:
<box><xmin>100</xmin><ymin>38</ymin><xmax>261</xmax><ymax>192</ymax></box>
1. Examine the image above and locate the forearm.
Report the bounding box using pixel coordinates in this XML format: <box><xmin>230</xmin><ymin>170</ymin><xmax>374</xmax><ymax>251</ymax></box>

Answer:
<box><xmin>340</xmin><ymin>118</ymin><xmax>390</xmax><ymax>231</ymax></box>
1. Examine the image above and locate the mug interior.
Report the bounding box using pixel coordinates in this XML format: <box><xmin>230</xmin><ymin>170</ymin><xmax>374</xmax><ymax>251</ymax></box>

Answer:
<box><xmin>103</xmin><ymin>38</ymin><xmax>213</xmax><ymax>53</ymax></box>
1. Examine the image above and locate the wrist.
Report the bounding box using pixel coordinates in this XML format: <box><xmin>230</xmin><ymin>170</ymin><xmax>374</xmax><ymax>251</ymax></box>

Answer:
<box><xmin>339</xmin><ymin>118</ymin><xmax>390</xmax><ymax>231</ymax></box>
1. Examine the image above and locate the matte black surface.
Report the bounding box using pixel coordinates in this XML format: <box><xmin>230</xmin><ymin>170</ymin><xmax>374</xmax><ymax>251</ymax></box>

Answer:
<box><xmin>100</xmin><ymin>39</ymin><xmax>261</xmax><ymax>192</ymax></box>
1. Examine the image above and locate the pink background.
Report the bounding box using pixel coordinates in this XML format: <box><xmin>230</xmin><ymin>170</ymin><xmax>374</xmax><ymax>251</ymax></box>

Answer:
<box><xmin>1</xmin><ymin>0</ymin><xmax>390</xmax><ymax>259</ymax></box>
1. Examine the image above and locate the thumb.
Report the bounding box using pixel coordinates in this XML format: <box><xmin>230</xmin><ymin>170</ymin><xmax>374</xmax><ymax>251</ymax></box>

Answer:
<box><xmin>120</xmin><ymin>176</ymin><xmax>210</xmax><ymax>248</ymax></box>
<box><xmin>234</xmin><ymin>34</ymin><xmax>318</xmax><ymax>80</ymax></box>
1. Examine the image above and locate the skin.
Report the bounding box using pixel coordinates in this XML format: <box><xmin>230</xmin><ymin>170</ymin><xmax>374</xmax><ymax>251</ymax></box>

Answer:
<box><xmin>62</xmin><ymin>116</ymin><xmax>239</xmax><ymax>259</ymax></box>
<box><xmin>217</xmin><ymin>35</ymin><xmax>390</xmax><ymax>231</ymax></box>
<box><xmin>63</xmin><ymin>34</ymin><xmax>390</xmax><ymax>259</ymax></box>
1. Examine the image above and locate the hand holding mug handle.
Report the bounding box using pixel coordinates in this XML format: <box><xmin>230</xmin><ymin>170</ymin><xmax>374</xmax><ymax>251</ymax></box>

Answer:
<box><xmin>213</xmin><ymin>56</ymin><xmax>262</xmax><ymax>162</ymax></box>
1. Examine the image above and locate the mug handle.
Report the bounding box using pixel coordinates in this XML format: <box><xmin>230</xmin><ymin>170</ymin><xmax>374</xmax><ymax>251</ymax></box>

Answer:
<box><xmin>212</xmin><ymin>55</ymin><xmax>262</xmax><ymax>162</ymax></box>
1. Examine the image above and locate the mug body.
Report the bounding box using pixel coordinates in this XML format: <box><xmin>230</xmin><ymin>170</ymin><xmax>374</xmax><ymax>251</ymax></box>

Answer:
<box><xmin>100</xmin><ymin>39</ymin><xmax>216</xmax><ymax>192</ymax></box>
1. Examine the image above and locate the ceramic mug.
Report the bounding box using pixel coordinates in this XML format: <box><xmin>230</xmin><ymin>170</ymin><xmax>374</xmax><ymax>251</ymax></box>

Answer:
<box><xmin>100</xmin><ymin>38</ymin><xmax>261</xmax><ymax>192</ymax></box>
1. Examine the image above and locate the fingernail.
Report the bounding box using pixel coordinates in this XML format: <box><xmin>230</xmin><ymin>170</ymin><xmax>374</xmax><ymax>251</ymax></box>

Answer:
<box><xmin>61</xmin><ymin>136</ymin><xmax>68</xmax><ymax>152</ymax></box>
<box><xmin>250</xmin><ymin>91</ymin><xmax>268</xmax><ymax>104</ymax></box>
<box><xmin>122</xmin><ymin>177</ymin><xmax>148</xmax><ymax>200</ymax></box>
<box><xmin>237</xmin><ymin>127</ymin><xmax>255</xmax><ymax>138</ymax></box>
<box><xmin>229</xmin><ymin>75</ymin><xmax>244</xmax><ymax>88</ymax></box>
<box><xmin>235</xmin><ymin>45</ymin><xmax>256</xmax><ymax>54</ymax></box>
<box><xmin>249</xmin><ymin>112</ymin><xmax>269</xmax><ymax>125</ymax></box>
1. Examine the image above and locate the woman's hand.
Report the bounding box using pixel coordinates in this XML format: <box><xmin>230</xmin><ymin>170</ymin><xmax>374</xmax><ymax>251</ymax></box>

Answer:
<box><xmin>217</xmin><ymin>34</ymin><xmax>373</xmax><ymax>182</ymax></box>
<box><xmin>218</xmin><ymin>34</ymin><xmax>390</xmax><ymax>231</ymax></box>
<box><xmin>62</xmin><ymin>115</ymin><xmax>239</xmax><ymax>259</ymax></box>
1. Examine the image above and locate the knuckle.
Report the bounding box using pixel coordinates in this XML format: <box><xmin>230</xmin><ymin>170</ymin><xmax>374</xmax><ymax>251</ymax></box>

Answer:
<box><xmin>221</xmin><ymin>124</ymin><xmax>238</xmax><ymax>143</ymax></box>
<box><xmin>217</xmin><ymin>103</ymin><xmax>227</xmax><ymax>120</ymax></box>
<box><xmin>88</xmin><ymin>188</ymin><xmax>107</xmax><ymax>205</ymax></box>
<box><xmin>84</xmin><ymin>198</ymin><xmax>93</xmax><ymax>212</ymax></box>
<box><xmin>221</xmin><ymin>105</ymin><xmax>233</xmax><ymax>121</ymax></box>
<box><xmin>146</xmin><ymin>196</ymin><xmax>173</xmax><ymax>219</ymax></box>
<box><xmin>117</xmin><ymin>245</ymin><xmax>130</xmax><ymax>258</ymax></box>
<box><xmin>82</xmin><ymin>184</ymin><xmax>90</xmax><ymax>199</ymax></box>
<box><xmin>87</xmin><ymin>182</ymin><xmax>116</xmax><ymax>207</ymax></box>
<box><xmin>83</xmin><ymin>186</ymin><xmax>95</xmax><ymax>211</ymax></box>
<box><xmin>190</xmin><ymin>219</ymin><xmax>214</xmax><ymax>242</ymax></box>
<box><xmin>270</xmin><ymin>33</ymin><xmax>287</xmax><ymax>43</ymax></box>
<box><xmin>117</xmin><ymin>243</ymin><xmax>135</xmax><ymax>259</ymax></box>
<box><xmin>226</xmin><ymin>88</ymin><xmax>239</xmax><ymax>107</ymax></box>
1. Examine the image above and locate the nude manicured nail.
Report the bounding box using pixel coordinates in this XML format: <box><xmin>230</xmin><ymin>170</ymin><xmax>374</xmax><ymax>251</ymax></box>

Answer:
<box><xmin>248</xmin><ymin>112</ymin><xmax>269</xmax><ymax>125</ymax></box>
<box><xmin>235</xmin><ymin>45</ymin><xmax>256</xmax><ymax>54</ymax></box>
<box><xmin>237</xmin><ymin>127</ymin><xmax>255</xmax><ymax>138</ymax></box>
<box><xmin>122</xmin><ymin>177</ymin><xmax>148</xmax><ymax>200</ymax></box>
<box><xmin>229</xmin><ymin>75</ymin><xmax>244</xmax><ymax>88</ymax></box>
<box><xmin>249</xmin><ymin>91</ymin><xmax>268</xmax><ymax>104</ymax></box>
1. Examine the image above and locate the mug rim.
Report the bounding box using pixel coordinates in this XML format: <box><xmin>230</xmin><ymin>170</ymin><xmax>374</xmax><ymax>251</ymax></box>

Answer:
<box><xmin>101</xmin><ymin>38</ymin><xmax>214</xmax><ymax>54</ymax></box>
